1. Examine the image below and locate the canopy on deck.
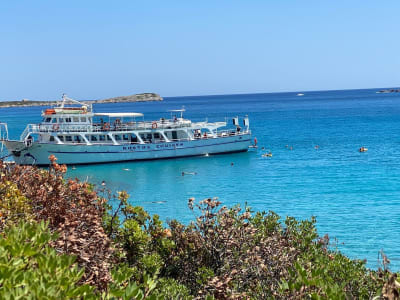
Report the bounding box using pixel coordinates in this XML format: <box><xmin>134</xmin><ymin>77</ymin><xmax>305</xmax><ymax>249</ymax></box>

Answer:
<box><xmin>94</xmin><ymin>112</ymin><xmax>144</xmax><ymax>118</ymax></box>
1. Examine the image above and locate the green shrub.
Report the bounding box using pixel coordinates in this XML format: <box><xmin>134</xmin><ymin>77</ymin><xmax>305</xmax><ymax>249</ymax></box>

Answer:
<box><xmin>0</xmin><ymin>221</ymin><xmax>95</xmax><ymax>299</ymax></box>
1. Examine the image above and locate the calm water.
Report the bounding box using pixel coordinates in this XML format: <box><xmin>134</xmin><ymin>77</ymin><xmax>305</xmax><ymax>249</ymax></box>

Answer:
<box><xmin>1</xmin><ymin>88</ymin><xmax>400</xmax><ymax>269</ymax></box>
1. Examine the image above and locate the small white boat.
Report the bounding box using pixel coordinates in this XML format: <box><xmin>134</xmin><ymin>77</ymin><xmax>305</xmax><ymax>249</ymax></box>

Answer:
<box><xmin>0</xmin><ymin>95</ymin><xmax>252</xmax><ymax>165</ymax></box>
<box><xmin>297</xmin><ymin>93</ymin><xmax>304</xmax><ymax>96</ymax></box>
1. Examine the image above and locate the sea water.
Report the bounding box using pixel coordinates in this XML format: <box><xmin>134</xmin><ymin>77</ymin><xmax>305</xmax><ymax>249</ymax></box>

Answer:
<box><xmin>1</xmin><ymin>88</ymin><xmax>400</xmax><ymax>269</ymax></box>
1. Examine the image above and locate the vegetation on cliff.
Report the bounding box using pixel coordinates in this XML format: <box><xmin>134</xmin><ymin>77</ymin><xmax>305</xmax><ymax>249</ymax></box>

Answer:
<box><xmin>0</xmin><ymin>158</ymin><xmax>399</xmax><ymax>299</ymax></box>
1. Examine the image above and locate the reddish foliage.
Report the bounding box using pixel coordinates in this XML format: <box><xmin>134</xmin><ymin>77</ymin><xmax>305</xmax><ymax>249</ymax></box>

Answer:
<box><xmin>0</xmin><ymin>159</ymin><xmax>113</xmax><ymax>289</ymax></box>
<box><xmin>167</xmin><ymin>198</ymin><xmax>301</xmax><ymax>299</ymax></box>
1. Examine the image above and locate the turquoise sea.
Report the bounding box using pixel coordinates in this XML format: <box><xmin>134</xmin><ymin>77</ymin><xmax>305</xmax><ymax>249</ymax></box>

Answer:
<box><xmin>1</xmin><ymin>88</ymin><xmax>400</xmax><ymax>270</ymax></box>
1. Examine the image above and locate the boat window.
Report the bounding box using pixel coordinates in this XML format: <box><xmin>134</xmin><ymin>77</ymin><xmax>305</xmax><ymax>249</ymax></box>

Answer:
<box><xmin>58</xmin><ymin>136</ymin><xmax>64</xmax><ymax>141</ymax></box>
<box><xmin>154</xmin><ymin>133</ymin><xmax>160</xmax><ymax>139</ymax></box>
<box><xmin>73</xmin><ymin>117</ymin><xmax>79</xmax><ymax>123</ymax></box>
<box><xmin>91</xmin><ymin>135</ymin><xmax>97</xmax><ymax>141</ymax></box>
<box><xmin>106</xmin><ymin>135</ymin><xmax>112</xmax><ymax>141</ymax></box>
<box><xmin>99</xmin><ymin>135</ymin><xmax>105</xmax><ymax>141</ymax></box>
<box><xmin>123</xmin><ymin>134</ymin><xmax>129</xmax><ymax>141</ymax></box>
<box><xmin>80</xmin><ymin>117</ymin><xmax>86</xmax><ymax>122</ymax></box>
<box><xmin>66</xmin><ymin>136</ymin><xmax>72</xmax><ymax>142</ymax></box>
<box><xmin>49</xmin><ymin>136</ymin><xmax>55</xmax><ymax>142</ymax></box>
<box><xmin>66</xmin><ymin>118</ymin><xmax>72</xmax><ymax>123</ymax></box>
<box><xmin>114</xmin><ymin>135</ymin><xmax>121</xmax><ymax>141</ymax></box>
<box><xmin>51</xmin><ymin>118</ymin><xmax>57</xmax><ymax>123</ymax></box>
<box><xmin>74</xmin><ymin>136</ymin><xmax>81</xmax><ymax>143</ymax></box>
<box><xmin>59</xmin><ymin>118</ymin><xmax>64</xmax><ymax>123</ymax></box>
<box><xmin>130</xmin><ymin>134</ymin><xmax>138</xmax><ymax>143</ymax></box>
<box><xmin>45</xmin><ymin>117</ymin><xmax>51</xmax><ymax>123</ymax></box>
<box><xmin>146</xmin><ymin>133</ymin><xmax>152</xmax><ymax>140</ymax></box>
<box><xmin>172</xmin><ymin>131</ymin><xmax>178</xmax><ymax>140</ymax></box>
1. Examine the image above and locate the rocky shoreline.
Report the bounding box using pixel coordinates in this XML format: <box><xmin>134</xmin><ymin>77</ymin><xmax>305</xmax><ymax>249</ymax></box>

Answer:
<box><xmin>0</xmin><ymin>93</ymin><xmax>163</xmax><ymax>108</ymax></box>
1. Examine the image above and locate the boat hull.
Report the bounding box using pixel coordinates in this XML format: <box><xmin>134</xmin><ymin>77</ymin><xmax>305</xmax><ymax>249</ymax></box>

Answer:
<box><xmin>2</xmin><ymin>134</ymin><xmax>252</xmax><ymax>165</ymax></box>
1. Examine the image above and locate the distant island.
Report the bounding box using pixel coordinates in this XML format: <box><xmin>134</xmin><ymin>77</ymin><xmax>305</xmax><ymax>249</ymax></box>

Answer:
<box><xmin>0</xmin><ymin>93</ymin><xmax>163</xmax><ymax>108</ymax></box>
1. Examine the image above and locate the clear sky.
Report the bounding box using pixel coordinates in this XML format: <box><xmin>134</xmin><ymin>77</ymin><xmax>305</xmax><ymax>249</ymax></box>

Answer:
<box><xmin>0</xmin><ymin>0</ymin><xmax>399</xmax><ymax>100</ymax></box>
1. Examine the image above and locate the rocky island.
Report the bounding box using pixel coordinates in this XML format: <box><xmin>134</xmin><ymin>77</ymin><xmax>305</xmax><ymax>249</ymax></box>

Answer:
<box><xmin>0</xmin><ymin>93</ymin><xmax>163</xmax><ymax>108</ymax></box>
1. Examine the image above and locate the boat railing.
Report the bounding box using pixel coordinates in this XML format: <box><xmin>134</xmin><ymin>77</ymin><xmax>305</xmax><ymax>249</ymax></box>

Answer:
<box><xmin>214</xmin><ymin>129</ymin><xmax>251</xmax><ymax>137</ymax></box>
<box><xmin>25</xmin><ymin>120</ymin><xmax>193</xmax><ymax>135</ymax></box>
<box><xmin>23</xmin><ymin>121</ymin><xmax>250</xmax><ymax>137</ymax></box>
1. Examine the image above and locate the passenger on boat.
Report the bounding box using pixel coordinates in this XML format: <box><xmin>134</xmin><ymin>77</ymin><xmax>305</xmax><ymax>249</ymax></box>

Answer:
<box><xmin>102</xmin><ymin>122</ymin><xmax>110</xmax><ymax>131</ymax></box>
<box><xmin>203</xmin><ymin>132</ymin><xmax>207</xmax><ymax>138</ymax></box>
<box><xmin>236</xmin><ymin>126</ymin><xmax>241</xmax><ymax>133</ymax></box>
<box><xmin>174</xmin><ymin>115</ymin><xmax>178</xmax><ymax>122</ymax></box>
<box><xmin>194</xmin><ymin>130</ymin><xmax>201</xmax><ymax>139</ymax></box>
<box><xmin>114</xmin><ymin>118</ymin><xmax>121</xmax><ymax>130</ymax></box>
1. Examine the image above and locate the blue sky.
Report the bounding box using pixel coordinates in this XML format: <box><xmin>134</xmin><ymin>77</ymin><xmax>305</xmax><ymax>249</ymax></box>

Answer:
<box><xmin>0</xmin><ymin>0</ymin><xmax>399</xmax><ymax>100</ymax></box>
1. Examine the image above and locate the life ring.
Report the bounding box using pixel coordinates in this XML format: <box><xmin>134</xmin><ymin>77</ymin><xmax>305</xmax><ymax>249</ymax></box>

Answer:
<box><xmin>152</xmin><ymin>122</ymin><xmax>157</xmax><ymax>129</ymax></box>
<box><xmin>103</xmin><ymin>123</ymin><xmax>110</xmax><ymax>131</ymax></box>
<box><xmin>52</xmin><ymin>124</ymin><xmax>60</xmax><ymax>131</ymax></box>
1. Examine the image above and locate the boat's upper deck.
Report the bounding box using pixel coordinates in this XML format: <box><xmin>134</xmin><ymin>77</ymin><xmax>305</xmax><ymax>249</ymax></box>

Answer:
<box><xmin>16</xmin><ymin>95</ymin><xmax>250</xmax><ymax>145</ymax></box>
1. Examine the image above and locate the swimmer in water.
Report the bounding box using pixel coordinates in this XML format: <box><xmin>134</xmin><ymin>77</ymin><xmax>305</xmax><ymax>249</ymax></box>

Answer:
<box><xmin>101</xmin><ymin>181</ymin><xmax>106</xmax><ymax>186</ymax></box>
<box><xmin>182</xmin><ymin>172</ymin><xmax>197</xmax><ymax>176</ymax></box>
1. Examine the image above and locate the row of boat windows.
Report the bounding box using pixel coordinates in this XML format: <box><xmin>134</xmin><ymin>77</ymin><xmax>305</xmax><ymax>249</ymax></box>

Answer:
<box><xmin>49</xmin><ymin>134</ymin><xmax>133</xmax><ymax>142</ymax></box>
<box><xmin>43</xmin><ymin>117</ymin><xmax>90</xmax><ymax>123</ymax></box>
<box><xmin>48</xmin><ymin>132</ymin><xmax>174</xmax><ymax>143</ymax></box>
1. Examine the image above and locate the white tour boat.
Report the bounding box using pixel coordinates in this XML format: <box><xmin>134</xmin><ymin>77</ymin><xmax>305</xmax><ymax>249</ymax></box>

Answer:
<box><xmin>0</xmin><ymin>95</ymin><xmax>252</xmax><ymax>165</ymax></box>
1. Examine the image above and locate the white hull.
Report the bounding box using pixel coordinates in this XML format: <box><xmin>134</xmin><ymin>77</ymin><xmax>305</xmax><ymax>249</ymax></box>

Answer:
<box><xmin>3</xmin><ymin>134</ymin><xmax>251</xmax><ymax>165</ymax></box>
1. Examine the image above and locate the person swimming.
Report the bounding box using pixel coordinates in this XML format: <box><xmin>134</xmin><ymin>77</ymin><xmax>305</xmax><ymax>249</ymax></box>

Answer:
<box><xmin>262</xmin><ymin>152</ymin><xmax>272</xmax><ymax>157</ymax></box>
<box><xmin>101</xmin><ymin>181</ymin><xmax>106</xmax><ymax>186</ymax></box>
<box><xmin>182</xmin><ymin>171</ymin><xmax>197</xmax><ymax>176</ymax></box>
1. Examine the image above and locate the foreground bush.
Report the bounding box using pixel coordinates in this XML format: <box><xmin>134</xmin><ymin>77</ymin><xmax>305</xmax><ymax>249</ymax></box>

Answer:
<box><xmin>0</xmin><ymin>159</ymin><xmax>399</xmax><ymax>299</ymax></box>
<box><xmin>0</xmin><ymin>158</ymin><xmax>113</xmax><ymax>289</ymax></box>
<box><xmin>0</xmin><ymin>221</ymin><xmax>94</xmax><ymax>299</ymax></box>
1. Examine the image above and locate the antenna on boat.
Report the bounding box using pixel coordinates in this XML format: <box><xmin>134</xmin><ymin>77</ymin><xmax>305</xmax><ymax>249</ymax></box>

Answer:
<box><xmin>61</xmin><ymin>93</ymin><xmax>67</xmax><ymax>108</ymax></box>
